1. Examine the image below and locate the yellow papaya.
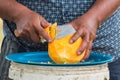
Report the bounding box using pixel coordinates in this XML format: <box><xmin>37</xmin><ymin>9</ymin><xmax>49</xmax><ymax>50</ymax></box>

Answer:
<box><xmin>45</xmin><ymin>23</ymin><xmax>86</xmax><ymax>64</ymax></box>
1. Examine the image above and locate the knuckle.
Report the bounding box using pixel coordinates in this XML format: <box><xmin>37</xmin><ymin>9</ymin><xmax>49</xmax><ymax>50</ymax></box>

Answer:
<box><xmin>39</xmin><ymin>28</ymin><xmax>44</xmax><ymax>33</ymax></box>
<box><xmin>23</xmin><ymin>26</ymin><xmax>31</xmax><ymax>32</ymax></box>
<box><xmin>73</xmin><ymin>31</ymin><xmax>82</xmax><ymax>39</ymax></box>
<box><xmin>72</xmin><ymin>35</ymin><xmax>78</xmax><ymax>42</ymax></box>
<box><xmin>77</xmin><ymin>29</ymin><xmax>82</xmax><ymax>35</ymax></box>
<box><xmin>74</xmin><ymin>34</ymin><xmax>79</xmax><ymax>39</ymax></box>
<box><xmin>79</xmin><ymin>46</ymin><xmax>85</xmax><ymax>52</ymax></box>
<box><xmin>84</xmin><ymin>37</ymin><xmax>90</xmax><ymax>43</ymax></box>
<box><xmin>18</xmin><ymin>29</ymin><xmax>23</xmax><ymax>34</ymax></box>
<box><xmin>33</xmin><ymin>22</ymin><xmax>38</xmax><ymax>27</ymax></box>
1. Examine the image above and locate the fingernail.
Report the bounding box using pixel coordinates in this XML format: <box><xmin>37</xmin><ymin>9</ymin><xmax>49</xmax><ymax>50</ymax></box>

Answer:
<box><xmin>70</xmin><ymin>40</ymin><xmax>73</xmax><ymax>43</ymax></box>
<box><xmin>48</xmin><ymin>39</ymin><xmax>52</xmax><ymax>42</ymax></box>
<box><xmin>47</xmin><ymin>23</ymin><xmax>51</xmax><ymax>26</ymax></box>
<box><xmin>48</xmin><ymin>22</ymin><xmax>52</xmax><ymax>25</ymax></box>
<box><xmin>78</xmin><ymin>51</ymin><xmax>81</xmax><ymax>55</ymax></box>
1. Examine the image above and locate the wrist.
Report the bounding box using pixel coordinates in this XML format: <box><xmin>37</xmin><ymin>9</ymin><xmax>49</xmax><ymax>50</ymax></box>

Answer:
<box><xmin>82</xmin><ymin>11</ymin><xmax>101</xmax><ymax>29</ymax></box>
<box><xmin>86</xmin><ymin>9</ymin><xmax>104</xmax><ymax>28</ymax></box>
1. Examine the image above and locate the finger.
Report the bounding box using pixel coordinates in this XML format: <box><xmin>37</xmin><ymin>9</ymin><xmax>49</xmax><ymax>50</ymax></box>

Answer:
<box><xmin>70</xmin><ymin>28</ymin><xmax>83</xmax><ymax>44</ymax></box>
<box><xmin>83</xmin><ymin>40</ymin><xmax>93</xmax><ymax>60</ymax></box>
<box><xmin>77</xmin><ymin>33</ymin><xmax>90</xmax><ymax>55</ymax></box>
<box><xmin>34</xmin><ymin>24</ymin><xmax>52</xmax><ymax>42</ymax></box>
<box><xmin>28</xmin><ymin>26</ymin><xmax>40</xmax><ymax>43</ymax></box>
<box><xmin>40</xmin><ymin>28</ymin><xmax>52</xmax><ymax>42</ymax></box>
<box><xmin>40</xmin><ymin>18</ymin><xmax>51</xmax><ymax>28</ymax></box>
<box><xmin>70</xmin><ymin>21</ymin><xmax>78</xmax><ymax>30</ymax></box>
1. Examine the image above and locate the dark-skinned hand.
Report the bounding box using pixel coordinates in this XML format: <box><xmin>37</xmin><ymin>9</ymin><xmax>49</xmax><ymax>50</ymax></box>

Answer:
<box><xmin>14</xmin><ymin>10</ymin><xmax>52</xmax><ymax>43</ymax></box>
<box><xmin>70</xmin><ymin>13</ymin><xmax>99</xmax><ymax>60</ymax></box>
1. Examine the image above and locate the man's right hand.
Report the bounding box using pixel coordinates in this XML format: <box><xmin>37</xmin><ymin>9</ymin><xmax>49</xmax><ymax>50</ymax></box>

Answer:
<box><xmin>0</xmin><ymin>0</ymin><xmax>52</xmax><ymax>43</ymax></box>
<box><xmin>14</xmin><ymin>11</ymin><xmax>52</xmax><ymax>43</ymax></box>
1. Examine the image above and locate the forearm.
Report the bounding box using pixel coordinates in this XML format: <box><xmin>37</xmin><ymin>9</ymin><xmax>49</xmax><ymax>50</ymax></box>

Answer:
<box><xmin>0</xmin><ymin>0</ymin><xmax>32</xmax><ymax>23</ymax></box>
<box><xmin>85</xmin><ymin>0</ymin><xmax>120</xmax><ymax>26</ymax></box>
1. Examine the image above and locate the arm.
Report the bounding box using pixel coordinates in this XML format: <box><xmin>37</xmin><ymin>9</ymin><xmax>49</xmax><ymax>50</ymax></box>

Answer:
<box><xmin>86</xmin><ymin>0</ymin><xmax>120</xmax><ymax>25</ymax></box>
<box><xmin>70</xmin><ymin>0</ymin><xmax>120</xmax><ymax>59</ymax></box>
<box><xmin>0</xmin><ymin>0</ymin><xmax>52</xmax><ymax>43</ymax></box>
<box><xmin>0</xmin><ymin>0</ymin><xmax>30</xmax><ymax>22</ymax></box>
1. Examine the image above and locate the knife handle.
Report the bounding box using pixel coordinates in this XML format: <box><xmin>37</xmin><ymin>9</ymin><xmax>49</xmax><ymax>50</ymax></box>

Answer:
<box><xmin>14</xmin><ymin>29</ymin><xmax>46</xmax><ymax>43</ymax></box>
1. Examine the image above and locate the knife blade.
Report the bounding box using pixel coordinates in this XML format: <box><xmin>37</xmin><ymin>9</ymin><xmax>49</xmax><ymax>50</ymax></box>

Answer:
<box><xmin>14</xmin><ymin>24</ymin><xmax>76</xmax><ymax>42</ymax></box>
<box><xmin>56</xmin><ymin>24</ymin><xmax>76</xmax><ymax>39</ymax></box>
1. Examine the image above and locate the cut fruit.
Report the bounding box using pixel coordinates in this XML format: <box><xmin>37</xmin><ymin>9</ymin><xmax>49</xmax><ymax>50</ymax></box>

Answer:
<box><xmin>45</xmin><ymin>23</ymin><xmax>86</xmax><ymax>64</ymax></box>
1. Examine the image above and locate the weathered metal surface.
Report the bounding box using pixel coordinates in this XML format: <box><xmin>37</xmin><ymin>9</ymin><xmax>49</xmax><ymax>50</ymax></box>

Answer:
<box><xmin>9</xmin><ymin>62</ymin><xmax>109</xmax><ymax>80</ymax></box>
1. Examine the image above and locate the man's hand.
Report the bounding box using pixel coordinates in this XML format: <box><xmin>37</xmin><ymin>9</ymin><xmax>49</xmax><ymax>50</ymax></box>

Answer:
<box><xmin>70</xmin><ymin>0</ymin><xmax>120</xmax><ymax>60</ymax></box>
<box><xmin>0</xmin><ymin>0</ymin><xmax>52</xmax><ymax>43</ymax></box>
<box><xmin>15</xmin><ymin>11</ymin><xmax>52</xmax><ymax>43</ymax></box>
<box><xmin>70</xmin><ymin>14</ymin><xmax>99</xmax><ymax>60</ymax></box>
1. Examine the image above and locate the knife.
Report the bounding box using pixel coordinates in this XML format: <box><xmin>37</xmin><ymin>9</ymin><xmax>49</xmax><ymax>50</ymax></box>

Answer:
<box><xmin>56</xmin><ymin>24</ymin><xmax>76</xmax><ymax>39</ymax></box>
<box><xmin>14</xmin><ymin>24</ymin><xmax>76</xmax><ymax>42</ymax></box>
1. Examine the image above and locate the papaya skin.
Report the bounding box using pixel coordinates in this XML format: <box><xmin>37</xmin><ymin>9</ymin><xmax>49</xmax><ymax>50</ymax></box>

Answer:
<box><xmin>45</xmin><ymin>23</ymin><xmax>86</xmax><ymax>64</ymax></box>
